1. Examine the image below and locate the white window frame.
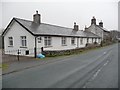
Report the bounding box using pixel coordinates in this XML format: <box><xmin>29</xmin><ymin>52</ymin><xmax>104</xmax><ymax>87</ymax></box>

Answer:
<box><xmin>71</xmin><ymin>37</ymin><xmax>75</xmax><ymax>45</ymax></box>
<box><xmin>80</xmin><ymin>38</ymin><xmax>83</xmax><ymax>45</ymax></box>
<box><xmin>87</xmin><ymin>38</ymin><xmax>89</xmax><ymax>43</ymax></box>
<box><xmin>38</xmin><ymin>37</ymin><xmax>42</xmax><ymax>43</ymax></box>
<box><xmin>61</xmin><ymin>37</ymin><xmax>67</xmax><ymax>46</ymax></box>
<box><xmin>44</xmin><ymin>37</ymin><xmax>52</xmax><ymax>47</ymax></box>
<box><xmin>8</xmin><ymin>37</ymin><xmax>13</xmax><ymax>46</ymax></box>
<box><xmin>21</xmin><ymin>36</ymin><xmax>27</xmax><ymax>47</ymax></box>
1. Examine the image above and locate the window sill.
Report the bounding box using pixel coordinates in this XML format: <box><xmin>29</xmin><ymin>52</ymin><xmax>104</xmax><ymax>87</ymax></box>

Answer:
<box><xmin>8</xmin><ymin>46</ymin><xmax>13</xmax><ymax>47</ymax></box>
<box><xmin>44</xmin><ymin>46</ymin><xmax>53</xmax><ymax>48</ymax></box>
<box><xmin>80</xmin><ymin>44</ymin><xmax>83</xmax><ymax>45</ymax></box>
<box><xmin>20</xmin><ymin>46</ymin><xmax>27</xmax><ymax>48</ymax></box>
<box><xmin>71</xmin><ymin>44</ymin><xmax>76</xmax><ymax>45</ymax></box>
<box><xmin>62</xmin><ymin>44</ymin><xmax>67</xmax><ymax>46</ymax></box>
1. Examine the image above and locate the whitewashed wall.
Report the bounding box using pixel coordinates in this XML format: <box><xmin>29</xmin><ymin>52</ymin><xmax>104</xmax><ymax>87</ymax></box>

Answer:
<box><xmin>36</xmin><ymin>36</ymin><xmax>101</xmax><ymax>52</ymax></box>
<box><xmin>41</xmin><ymin>37</ymin><xmax>88</xmax><ymax>51</ymax></box>
<box><xmin>42</xmin><ymin>37</ymin><xmax>77</xmax><ymax>51</ymax></box>
<box><xmin>77</xmin><ymin>38</ymin><xmax>87</xmax><ymax>48</ymax></box>
<box><xmin>4</xmin><ymin>21</ymin><xmax>35</xmax><ymax>56</ymax></box>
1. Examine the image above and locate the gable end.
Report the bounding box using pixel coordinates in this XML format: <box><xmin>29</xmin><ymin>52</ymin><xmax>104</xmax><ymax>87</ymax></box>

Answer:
<box><xmin>2</xmin><ymin>18</ymin><xmax>15</xmax><ymax>36</ymax></box>
<box><xmin>2</xmin><ymin>18</ymin><xmax>35</xmax><ymax>37</ymax></box>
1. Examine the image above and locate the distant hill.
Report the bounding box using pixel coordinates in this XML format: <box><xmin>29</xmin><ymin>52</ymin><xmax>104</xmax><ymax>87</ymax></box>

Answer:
<box><xmin>110</xmin><ymin>30</ymin><xmax>120</xmax><ymax>41</ymax></box>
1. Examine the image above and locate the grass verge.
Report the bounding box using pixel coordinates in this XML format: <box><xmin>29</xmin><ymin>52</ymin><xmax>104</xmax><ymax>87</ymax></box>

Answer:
<box><xmin>0</xmin><ymin>63</ymin><xmax>9</xmax><ymax>70</ymax></box>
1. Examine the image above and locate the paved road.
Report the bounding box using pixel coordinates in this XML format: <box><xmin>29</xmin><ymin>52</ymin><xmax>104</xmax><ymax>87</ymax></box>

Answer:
<box><xmin>2</xmin><ymin>44</ymin><xmax>118</xmax><ymax>88</ymax></box>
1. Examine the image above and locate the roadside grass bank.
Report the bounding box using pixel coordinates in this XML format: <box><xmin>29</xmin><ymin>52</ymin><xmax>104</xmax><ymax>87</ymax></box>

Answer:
<box><xmin>0</xmin><ymin>63</ymin><xmax>9</xmax><ymax>71</ymax></box>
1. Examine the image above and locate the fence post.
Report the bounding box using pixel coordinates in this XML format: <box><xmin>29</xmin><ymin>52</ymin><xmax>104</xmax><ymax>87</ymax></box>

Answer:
<box><xmin>17</xmin><ymin>49</ymin><xmax>20</xmax><ymax>61</ymax></box>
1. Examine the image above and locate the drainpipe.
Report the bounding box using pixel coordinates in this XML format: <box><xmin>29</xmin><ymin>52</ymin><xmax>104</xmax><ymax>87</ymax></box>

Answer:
<box><xmin>34</xmin><ymin>36</ymin><xmax>37</xmax><ymax>58</ymax></box>
<box><xmin>77</xmin><ymin>37</ymin><xmax>79</xmax><ymax>48</ymax></box>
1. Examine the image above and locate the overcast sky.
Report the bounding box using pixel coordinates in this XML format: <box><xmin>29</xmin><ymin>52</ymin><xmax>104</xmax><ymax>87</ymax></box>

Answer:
<box><xmin>0</xmin><ymin>0</ymin><xmax>119</xmax><ymax>31</ymax></box>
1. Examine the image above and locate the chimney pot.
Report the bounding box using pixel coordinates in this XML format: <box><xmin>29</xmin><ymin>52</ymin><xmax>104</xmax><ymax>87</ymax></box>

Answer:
<box><xmin>36</xmin><ymin>10</ymin><xmax>38</xmax><ymax>14</ymax></box>
<box><xmin>33</xmin><ymin>10</ymin><xmax>41</xmax><ymax>24</ymax></box>
<box><xmin>99</xmin><ymin>20</ymin><xmax>103</xmax><ymax>27</ymax></box>
<box><xmin>74</xmin><ymin>22</ymin><xmax>76</xmax><ymax>25</ymax></box>
<box><xmin>85</xmin><ymin>25</ymin><xmax>87</xmax><ymax>29</ymax></box>
<box><xmin>91</xmin><ymin>16</ymin><xmax>96</xmax><ymax>25</ymax></box>
<box><xmin>73</xmin><ymin>22</ymin><xmax>79</xmax><ymax>31</ymax></box>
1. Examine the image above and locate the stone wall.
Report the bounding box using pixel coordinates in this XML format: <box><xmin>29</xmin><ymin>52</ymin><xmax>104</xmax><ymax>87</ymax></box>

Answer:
<box><xmin>43</xmin><ymin>43</ymin><xmax>100</xmax><ymax>57</ymax></box>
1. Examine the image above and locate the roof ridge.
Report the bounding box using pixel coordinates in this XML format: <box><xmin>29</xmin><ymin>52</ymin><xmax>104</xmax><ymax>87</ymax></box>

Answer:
<box><xmin>41</xmin><ymin>23</ymin><xmax>73</xmax><ymax>30</ymax></box>
<box><xmin>96</xmin><ymin>25</ymin><xmax>109</xmax><ymax>32</ymax></box>
<box><xmin>14</xmin><ymin>17</ymin><xmax>73</xmax><ymax>30</ymax></box>
<box><xmin>14</xmin><ymin>17</ymin><xmax>32</xmax><ymax>22</ymax></box>
<box><xmin>3</xmin><ymin>17</ymin><xmax>101</xmax><ymax>38</ymax></box>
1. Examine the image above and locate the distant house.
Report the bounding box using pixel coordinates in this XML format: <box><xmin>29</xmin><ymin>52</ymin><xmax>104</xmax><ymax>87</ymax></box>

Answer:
<box><xmin>85</xmin><ymin>17</ymin><xmax>110</xmax><ymax>42</ymax></box>
<box><xmin>2</xmin><ymin>11</ymin><xmax>101</xmax><ymax>57</ymax></box>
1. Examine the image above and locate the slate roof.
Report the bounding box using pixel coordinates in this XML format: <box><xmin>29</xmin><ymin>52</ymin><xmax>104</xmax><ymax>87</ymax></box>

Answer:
<box><xmin>3</xmin><ymin>18</ymin><xmax>100</xmax><ymax>38</ymax></box>
<box><xmin>96</xmin><ymin>25</ymin><xmax>110</xmax><ymax>33</ymax></box>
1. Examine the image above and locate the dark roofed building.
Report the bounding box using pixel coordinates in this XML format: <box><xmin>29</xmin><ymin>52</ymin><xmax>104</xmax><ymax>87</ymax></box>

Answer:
<box><xmin>3</xmin><ymin>17</ymin><xmax>99</xmax><ymax>38</ymax></box>
<box><xmin>2</xmin><ymin>11</ymin><xmax>101</xmax><ymax>57</ymax></box>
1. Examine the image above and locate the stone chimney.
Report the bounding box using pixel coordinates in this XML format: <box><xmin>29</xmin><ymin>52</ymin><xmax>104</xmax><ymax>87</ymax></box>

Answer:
<box><xmin>73</xmin><ymin>22</ymin><xmax>79</xmax><ymax>31</ymax></box>
<box><xmin>99</xmin><ymin>20</ymin><xmax>103</xmax><ymax>27</ymax></box>
<box><xmin>85</xmin><ymin>25</ymin><xmax>88</xmax><ymax>30</ymax></box>
<box><xmin>91</xmin><ymin>16</ymin><xmax>96</xmax><ymax>25</ymax></box>
<box><xmin>33</xmin><ymin>10</ymin><xmax>41</xmax><ymax>24</ymax></box>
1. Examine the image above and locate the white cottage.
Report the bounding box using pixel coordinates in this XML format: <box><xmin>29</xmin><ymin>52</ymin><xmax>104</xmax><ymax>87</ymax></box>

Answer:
<box><xmin>2</xmin><ymin>11</ymin><xmax>101</xmax><ymax>57</ymax></box>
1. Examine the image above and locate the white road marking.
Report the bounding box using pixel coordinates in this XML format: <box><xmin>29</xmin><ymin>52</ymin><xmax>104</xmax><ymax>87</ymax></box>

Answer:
<box><xmin>83</xmin><ymin>50</ymin><xmax>112</xmax><ymax>88</ymax></box>
<box><xmin>103</xmin><ymin>60</ymin><xmax>109</xmax><ymax>66</ymax></box>
<box><xmin>103</xmin><ymin>52</ymin><xmax>106</xmax><ymax>54</ymax></box>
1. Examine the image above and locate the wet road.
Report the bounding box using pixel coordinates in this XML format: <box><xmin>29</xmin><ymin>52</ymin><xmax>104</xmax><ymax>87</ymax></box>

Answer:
<box><xmin>2</xmin><ymin>44</ymin><xmax>118</xmax><ymax>88</ymax></box>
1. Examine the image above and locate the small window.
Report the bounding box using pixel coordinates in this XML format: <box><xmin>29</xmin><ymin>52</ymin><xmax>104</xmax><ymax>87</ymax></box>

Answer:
<box><xmin>8</xmin><ymin>37</ymin><xmax>13</xmax><ymax>46</ymax></box>
<box><xmin>80</xmin><ymin>38</ymin><xmax>83</xmax><ymax>45</ymax></box>
<box><xmin>21</xmin><ymin>36</ymin><xmax>27</xmax><ymax>47</ymax></box>
<box><xmin>44</xmin><ymin>37</ymin><xmax>52</xmax><ymax>47</ymax></box>
<box><xmin>38</xmin><ymin>37</ymin><xmax>42</xmax><ymax>43</ymax></box>
<box><xmin>62</xmin><ymin>37</ymin><xmax>67</xmax><ymax>45</ymax></box>
<box><xmin>71</xmin><ymin>37</ymin><xmax>75</xmax><ymax>45</ymax></box>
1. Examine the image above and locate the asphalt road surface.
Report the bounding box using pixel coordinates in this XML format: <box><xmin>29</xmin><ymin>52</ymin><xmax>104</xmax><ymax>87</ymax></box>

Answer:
<box><xmin>2</xmin><ymin>44</ymin><xmax>118</xmax><ymax>88</ymax></box>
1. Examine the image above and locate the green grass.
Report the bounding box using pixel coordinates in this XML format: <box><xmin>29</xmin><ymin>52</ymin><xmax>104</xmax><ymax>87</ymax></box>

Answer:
<box><xmin>0</xmin><ymin>63</ymin><xmax>9</xmax><ymax>70</ymax></box>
